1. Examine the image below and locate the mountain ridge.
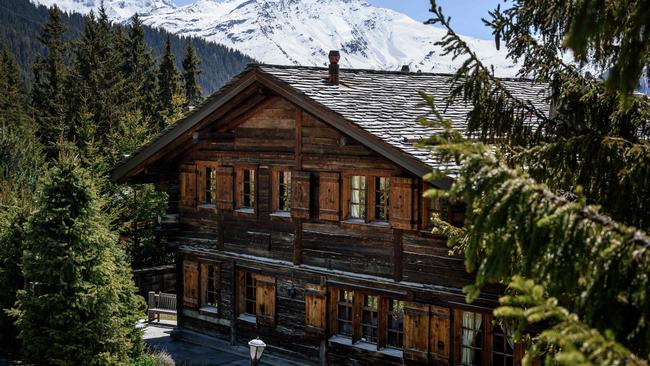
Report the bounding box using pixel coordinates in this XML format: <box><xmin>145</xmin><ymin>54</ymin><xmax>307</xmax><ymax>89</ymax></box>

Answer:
<box><xmin>31</xmin><ymin>0</ymin><xmax>520</xmax><ymax>76</ymax></box>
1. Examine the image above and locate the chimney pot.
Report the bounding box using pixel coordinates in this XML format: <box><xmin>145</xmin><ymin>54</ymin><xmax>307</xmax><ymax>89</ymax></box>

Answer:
<box><xmin>401</xmin><ymin>65</ymin><xmax>410</xmax><ymax>73</ymax></box>
<box><xmin>328</xmin><ymin>50</ymin><xmax>340</xmax><ymax>85</ymax></box>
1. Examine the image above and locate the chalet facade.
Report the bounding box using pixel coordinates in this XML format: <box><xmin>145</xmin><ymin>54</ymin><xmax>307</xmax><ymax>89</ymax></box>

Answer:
<box><xmin>112</xmin><ymin>56</ymin><xmax>548</xmax><ymax>366</ymax></box>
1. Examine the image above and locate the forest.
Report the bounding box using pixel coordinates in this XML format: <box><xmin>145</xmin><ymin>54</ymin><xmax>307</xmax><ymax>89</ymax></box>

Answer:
<box><xmin>0</xmin><ymin>3</ymin><xmax>222</xmax><ymax>363</ymax></box>
<box><xmin>0</xmin><ymin>0</ymin><xmax>253</xmax><ymax>95</ymax></box>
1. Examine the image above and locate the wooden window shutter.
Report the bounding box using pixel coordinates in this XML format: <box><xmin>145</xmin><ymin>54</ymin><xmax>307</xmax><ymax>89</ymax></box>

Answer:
<box><xmin>216</xmin><ymin>166</ymin><xmax>234</xmax><ymax>210</ymax></box>
<box><xmin>329</xmin><ymin>288</ymin><xmax>340</xmax><ymax>335</ymax></box>
<box><xmin>403</xmin><ymin>302</ymin><xmax>430</xmax><ymax>363</ymax></box>
<box><xmin>292</xmin><ymin>171</ymin><xmax>311</xmax><ymax>219</ymax></box>
<box><xmin>179</xmin><ymin>164</ymin><xmax>197</xmax><ymax>207</ymax></box>
<box><xmin>319</xmin><ymin>172</ymin><xmax>340</xmax><ymax>221</ymax></box>
<box><xmin>255</xmin><ymin>274</ymin><xmax>276</xmax><ymax>326</ymax></box>
<box><xmin>514</xmin><ymin>342</ymin><xmax>526</xmax><ymax>365</ymax></box>
<box><xmin>236</xmin><ymin>270</ymin><xmax>246</xmax><ymax>315</ymax></box>
<box><xmin>304</xmin><ymin>284</ymin><xmax>327</xmax><ymax>332</ymax></box>
<box><xmin>390</xmin><ymin>177</ymin><xmax>416</xmax><ymax>230</ymax></box>
<box><xmin>430</xmin><ymin>306</ymin><xmax>451</xmax><ymax>365</ymax></box>
<box><xmin>183</xmin><ymin>260</ymin><xmax>199</xmax><ymax>308</ymax></box>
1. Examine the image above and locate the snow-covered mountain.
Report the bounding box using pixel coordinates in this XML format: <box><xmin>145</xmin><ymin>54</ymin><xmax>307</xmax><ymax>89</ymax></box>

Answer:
<box><xmin>32</xmin><ymin>0</ymin><xmax>518</xmax><ymax>75</ymax></box>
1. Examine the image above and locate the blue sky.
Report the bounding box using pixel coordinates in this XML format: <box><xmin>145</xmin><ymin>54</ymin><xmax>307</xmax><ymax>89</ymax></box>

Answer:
<box><xmin>171</xmin><ymin>0</ymin><xmax>503</xmax><ymax>40</ymax></box>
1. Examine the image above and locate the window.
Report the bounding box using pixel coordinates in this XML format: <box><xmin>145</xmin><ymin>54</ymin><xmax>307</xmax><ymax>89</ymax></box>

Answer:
<box><xmin>273</xmin><ymin>170</ymin><xmax>292</xmax><ymax>212</ymax></box>
<box><xmin>492</xmin><ymin>324</ymin><xmax>514</xmax><ymax>366</ymax></box>
<box><xmin>427</xmin><ymin>197</ymin><xmax>450</xmax><ymax>225</ymax></box>
<box><xmin>374</xmin><ymin>177</ymin><xmax>390</xmax><ymax>221</ymax></box>
<box><xmin>200</xmin><ymin>263</ymin><xmax>220</xmax><ymax>311</ymax></box>
<box><xmin>349</xmin><ymin>176</ymin><xmax>366</xmax><ymax>219</ymax></box>
<box><xmin>205</xmin><ymin>265</ymin><xmax>219</xmax><ymax>307</ymax></box>
<box><xmin>330</xmin><ymin>288</ymin><xmax>408</xmax><ymax>352</ymax></box>
<box><xmin>337</xmin><ymin>290</ymin><xmax>354</xmax><ymax>337</ymax></box>
<box><xmin>244</xmin><ymin>271</ymin><xmax>256</xmax><ymax>315</ymax></box>
<box><xmin>459</xmin><ymin>311</ymin><xmax>484</xmax><ymax>366</ymax></box>
<box><xmin>236</xmin><ymin>166</ymin><xmax>257</xmax><ymax>212</ymax></box>
<box><xmin>361</xmin><ymin>295</ymin><xmax>379</xmax><ymax>344</ymax></box>
<box><xmin>205</xmin><ymin>167</ymin><xmax>216</xmax><ymax>204</ymax></box>
<box><xmin>387</xmin><ymin>300</ymin><xmax>404</xmax><ymax>349</ymax></box>
<box><xmin>243</xmin><ymin>169</ymin><xmax>255</xmax><ymax>208</ymax></box>
<box><xmin>237</xmin><ymin>271</ymin><xmax>276</xmax><ymax>326</ymax></box>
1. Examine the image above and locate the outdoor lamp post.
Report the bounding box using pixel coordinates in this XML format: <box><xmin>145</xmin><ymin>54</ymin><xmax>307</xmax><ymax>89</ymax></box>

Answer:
<box><xmin>248</xmin><ymin>337</ymin><xmax>266</xmax><ymax>366</ymax></box>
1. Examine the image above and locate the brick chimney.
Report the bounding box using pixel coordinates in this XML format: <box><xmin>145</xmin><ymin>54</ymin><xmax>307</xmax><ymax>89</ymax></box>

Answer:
<box><xmin>328</xmin><ymin>50</ymin><xmax>341</xmax><ymax>85</ymax></box>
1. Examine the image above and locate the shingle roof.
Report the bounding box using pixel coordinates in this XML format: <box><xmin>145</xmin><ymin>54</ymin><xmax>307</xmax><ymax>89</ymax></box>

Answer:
<box><xmin>257</xmin><ymin>64</ymin><xmax>550</xmax><ymax>172</ymax></box>
<box><xmin>111</xmin><ymin>64</ymin><xmax>549</xmax><ymax>182</ymax></box>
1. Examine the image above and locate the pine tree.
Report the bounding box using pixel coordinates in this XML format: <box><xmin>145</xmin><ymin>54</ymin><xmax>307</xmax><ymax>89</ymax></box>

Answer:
<box><xmin>182</xmin><ymin>41</ymin><xmax>202</xmax><ymax>108</ymax></box>
<box><xmin>124</xmin><ymin>14</ymin><xmax>158</xmax><ymax>131</ymax></box>
<box><xmin>155</xmin><ymin>36</ymin><xmax>185</xmax><ymax>131</ymax></box>
<box><xmin>422</xmin><ymin>0</ymin><xmax>650</xmax><ymax>361</ymax></box>
<box><xmin>0</xmin><ymin>47</ymin><xmax>44</xmax><ymax>194</ymax></box>
<box><xmin>10</xmin><ymin>153</ymin><xmax>145</xmax><ymax>365</ymax></box>
<box><xmin>32</xmin><ymin>5</ymin><xmax>68</xmax><ymax>159</ymax></box>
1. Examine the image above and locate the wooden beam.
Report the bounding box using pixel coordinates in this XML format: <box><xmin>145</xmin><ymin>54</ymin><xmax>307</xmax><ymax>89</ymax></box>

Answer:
<box><xmin>393</xmin><ymin>229</ymin><xmax>403</xmax><ymax>282</ymax></box>
<box><xmin>293</xmin><ymin>219</ymin><xmax>303</xmax><ymax>265</ymax></box>
<box><xmin>295</xmin><ymin>109</ymin><xmax>303</xmax><ymax>169</ymax></box>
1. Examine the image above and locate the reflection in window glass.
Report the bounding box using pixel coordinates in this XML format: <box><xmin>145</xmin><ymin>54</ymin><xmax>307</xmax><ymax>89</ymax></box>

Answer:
<box><xmin>349</xmin><ymin>176</ymin><xmax>366</xmax><ymax>219</ymax></box>
<box><xmin>337</xmin><ymin>290</ymin><xmax>354</xmax><ymax>337</ymax></box>
<box><xmin>205</xmin><ymin>168</ymin><xmax>216</xmax><ymax>204</ymax></box>
<box><xmin>492</xmin><ymin>324</ymin><xmax>514</xmax><ymax>366</ymax></box>
<box><xmin>361</xmin><ymin>295</ymin><xmax>378</xmax><ymax>344</ymax></box>
<box><xmin>460</xmin><ymin>311</ymin><xmax>484</xmax><ymax>365</ymax></box>
<box><xmin>206</xmin><ymin>265</ymin><xmax>218</xmax><ymax>307</ymax></box>
<box><xmin>387</xmin><ymin>300</ymin><xmax>404</xmax><ymax>348</ymax></box>
<box><xmin>279</xmin><ymin>171</ymin><xmax>292</xmax><ymax>212</ymax></box>
<box><xmin>243</xmin><ymin>169</ymin><xmax>255</xmax><ymax>208</ymax></box>
<box><xmin>374</xmin><ymin>177</ymin><xmax>390</xmax><ymax>220</ymax></box>
<box><xmin>244</xmin><ymin>272</ymin><xmax>256</xmax><ymax>315</ymax></box>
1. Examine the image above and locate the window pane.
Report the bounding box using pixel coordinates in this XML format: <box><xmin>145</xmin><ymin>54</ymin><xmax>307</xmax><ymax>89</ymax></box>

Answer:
<box><xmin>337</xmin><ymin>290</ymin><xmax>354</xmax><ymax>337</ymax></box>
<box><xmin>361</xmin><ymin>295</ymin><xmax>378</xmax><ymax>344</ymax></box>
<box><xmin>279</xmin><ymin>171</ymin><xmax>291</xmax><ymax>211</ymax></box>
<box><xmin>205</xmin><ymin>168</ymin><xmax>215</xmax><ymax>204</ymax></box>
<box><xmin>460</xmin><ymin>311</ymin><xmax>484</xmax><ymax>365</ymax></box>
<box><xmin>349</xmin><ymin>176</ymin><xmax>366</xmax><ymax>219</ymax></box>
<box><xmin>243</xmin><ymin>169</ymin><xmax>255</xmax><ymax>208</ymax></box>
<box><xmin>387</xmin><ymin>300</ymin><xmax>404</xmax><ymax>348</ymax></box>
<box><xmin>374</xmin><ymin>177</ymin><xmax>390</xmax><ymax>220</ymax></box>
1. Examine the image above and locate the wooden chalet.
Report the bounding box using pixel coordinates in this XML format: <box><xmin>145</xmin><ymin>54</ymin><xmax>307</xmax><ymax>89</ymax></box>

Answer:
<box><xmin>111</xmin><ymin>54</ymin><xmax>548</xmax><ymax>366</ymax></box>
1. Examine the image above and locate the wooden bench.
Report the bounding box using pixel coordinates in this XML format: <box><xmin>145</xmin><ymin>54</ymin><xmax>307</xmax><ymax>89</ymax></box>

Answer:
<box><xmin>147</xmin><ymin>291</ymin><xmax>177</xmax><ymax>323</ymax></box>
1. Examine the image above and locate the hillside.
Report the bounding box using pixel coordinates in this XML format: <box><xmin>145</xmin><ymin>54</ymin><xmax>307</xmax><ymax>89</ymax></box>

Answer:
<box><xmin>0</xmin><ymin>0</ymin><xmax>254</xmax><ymax>94</ymax></box>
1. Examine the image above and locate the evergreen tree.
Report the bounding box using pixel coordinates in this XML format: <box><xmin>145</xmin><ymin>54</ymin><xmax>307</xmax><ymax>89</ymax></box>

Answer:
<box><xmin>0</xmin><ymin>47</ymin><xmax>43</xmax><ymax>194</ymax></box>
<box><xmin>422</xmin><ymin>0</ymin><xmax>650</xmax><ymax>361</ymax></box>
<box><xmin>182</xmin><ymin>41</ymin><xmax>202</xmax><ymax>108</ymax></box>
<box><xmin>9</xmin><ymin>153</ymin><xmax>145</xmax><ymax>365</ymax></box>
<box><xmin>0</xmin><ymin>204</ymin><xmax>27</xmax><ymax>351</ymax></box>
<box><xmin>32</xmin><ymin>6</ymin><xmax>68</xmax><ymax>159</ymax></box>
<box><xmin>155</xmin><ymin>36</ymin><xmax>185</xmax><ymax>131</ymax></box>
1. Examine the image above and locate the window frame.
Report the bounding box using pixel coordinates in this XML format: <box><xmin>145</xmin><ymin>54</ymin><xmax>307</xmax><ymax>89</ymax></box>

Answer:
<box><xmin>452</xmin><ymin>308</ymin><xmax>519</xmax><ymax>366</ymax></box>
<box><xmin>372</xmin><ymin>176</ymin><xmax>390</xmax><ymax>222</ymax></box>
<box><xmin>386</xmin><ymin>299</ymin><xmax>404</xmax><ymax>349</ymax></box>
<box><xmin>271</xmin><ymin>167</ymin><xmax>293</xmax><ymax>215</ymax></box>
<box><xmin>347</xmin><ymin>175</ymin><xmax>367</xmax><ymax>220</ymax></box>
<box><xmin>421</xmin><ymin>183</ymin><xmax>466</xmax><ymax>229</ymax></box>
<box><xmin>329</xmin><ymin>288</ymin><xmax>407</xmax><ymax>352</ymax></box>
<box><xmin>342</xmin><ymin>172</ymin><xmax>395</xmax><ymax>224</ymax></box>
<box><xmin>361</xmin><ymin>295</ymin><xmax>379</xmax><ymax>344</ymax></box>
<box><xmin>199</xmin><ymin>260</ymin><xmax>221</xmax><ymax>315</ymax></box>
<box><xmin>235</xmin><ymin>165</ymin><xmax>258</xmax><ymax>213</ymax></box>
<box><xmin>244</xmin><ymin>271</ymin><xmax>256</xmax><ymax>316</ymax></box>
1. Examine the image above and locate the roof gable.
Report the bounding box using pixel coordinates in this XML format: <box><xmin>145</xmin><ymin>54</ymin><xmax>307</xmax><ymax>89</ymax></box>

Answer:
<box><xmin>111</xmin><ymin>64</ymin><xmax>548</xmax><ymax>186</ymax></box>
